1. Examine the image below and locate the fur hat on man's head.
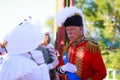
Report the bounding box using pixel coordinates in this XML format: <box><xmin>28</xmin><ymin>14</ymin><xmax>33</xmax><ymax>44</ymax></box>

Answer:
<box><xmin>63</xmin><ymin>15</ymin><xmax>83</xmax><ymax>27</ymax></box>
<box><xmin>55</xmin><ymin>6</ymin><xmax>86</xmax><ymax>34</ymax></box>
<box><xmin>55</xmin><ymin>6</ymin><xmax>84</xmax><ymax>26</ymax></box>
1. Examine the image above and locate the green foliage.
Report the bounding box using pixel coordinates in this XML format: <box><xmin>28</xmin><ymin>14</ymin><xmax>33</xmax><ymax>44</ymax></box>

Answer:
<box><xmin>94</xmin><ymin>20</ymin><xmax>105</xmax><ymax>28</ymax></box>
<box><xmin>84</xmin><ymin>1</ymin><xmax>98</xmax><ymax>17</ymax></box>
<box><xmin>44</xmin><ymin>0</ymin><xmax>120</xmax><ymax>79</ymax></box>
<box><xmin>103</xmin><ymin>49</ymin><xmax>120</xmax><ymax>69</ymax></box>
<box><xmin>75</xmin><ymin>0</ymin><xmax>120</xmax><ymax>69</ymax></box>
<box><xmin>45</xmin><ymin>17</ymin><xmax>54</xmax><ymax>34</ymax></box>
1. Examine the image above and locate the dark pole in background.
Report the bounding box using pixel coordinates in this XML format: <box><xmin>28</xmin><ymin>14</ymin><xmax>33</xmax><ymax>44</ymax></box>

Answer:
<box><xmin>54</xmin><ymin>0</ymin><xmax>74</xmax><ymax>60</ymax></box>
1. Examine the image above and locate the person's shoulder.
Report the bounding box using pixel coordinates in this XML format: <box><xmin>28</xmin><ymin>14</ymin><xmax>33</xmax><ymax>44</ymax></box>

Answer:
<box><xmin>85</xmin><ymin>40</ymin><xmax>100</xmax><ymax>54</ymax></box>
<box><xmin>36</xmin><ymin>45</ymin><xmax>48</xmax><ymax>52</ymax></box>
<box><xmin>87</xmin><ymin>40</ymin><xmax>99</xmax><ymax>46</ymax></box>
<box><xmin>47</xmin><ymin>44</ymin><xmax>54</xmax><ymax>48</ymax></box>
<box><xmin>85</xmin><ymin>37</ymin><xmax>99</xmax><ymax>46</ymax></box>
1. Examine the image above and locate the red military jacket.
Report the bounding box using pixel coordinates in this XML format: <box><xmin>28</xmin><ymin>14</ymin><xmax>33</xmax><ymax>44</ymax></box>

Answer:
<box><xmin>58</xmin><ymin>37</ymin><xmax>107</xmax><ymax>80</ymax></box>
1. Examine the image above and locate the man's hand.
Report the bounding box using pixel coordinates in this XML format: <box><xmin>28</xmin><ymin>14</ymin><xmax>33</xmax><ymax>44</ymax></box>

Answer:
<box><xmin>61</xmin><ymin>63</ymin><xmax>77</xmax><ymax>73</ymax></box>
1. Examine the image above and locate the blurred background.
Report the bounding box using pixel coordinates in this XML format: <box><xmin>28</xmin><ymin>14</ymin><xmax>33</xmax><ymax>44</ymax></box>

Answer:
<box><xmin>0</xmin><ymin>0</ymin><xmax>120</xmax><ymax>79</ymax></box>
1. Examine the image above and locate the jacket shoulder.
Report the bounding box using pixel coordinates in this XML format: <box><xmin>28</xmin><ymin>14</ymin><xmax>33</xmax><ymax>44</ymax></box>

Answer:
<box><xmin>85</xmin><ymin>41</ymin><xmax>101</xmax><ymax>54</ymax></box>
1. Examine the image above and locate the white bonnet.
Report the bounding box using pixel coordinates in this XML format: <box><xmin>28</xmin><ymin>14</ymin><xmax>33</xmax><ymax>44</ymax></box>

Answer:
<box><xmin>5</xmin><ymin>21</ymin><xmax>43</xmax><ymax>54</ymax></box>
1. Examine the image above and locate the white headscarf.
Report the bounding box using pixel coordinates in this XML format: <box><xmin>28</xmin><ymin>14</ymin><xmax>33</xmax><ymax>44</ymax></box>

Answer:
<box><xmin>5</xmin><ymin>20</ymin><xmax>43</xmax><ymax>54</ymax></box>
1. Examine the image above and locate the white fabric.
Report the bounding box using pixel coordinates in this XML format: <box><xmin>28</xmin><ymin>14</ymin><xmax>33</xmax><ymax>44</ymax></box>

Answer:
<box><xmin>5</xmin><ymin>21</ymin><xmax>43</xmax><ymax>54</ymax></box>
<box><xmin>31</xmin><ymin>50</ymin><xmax>45</xmax><ymax>64</ymax></box>
<box><xmin>0</xmin><ymin>54</ymin><xmax>41</xmax><ymax>80</ymax></box>
<box><xmin>61</xmin><ymin>63</ymin><xmax>77</xmax><ymax>73</ymax></box>
<box><xmin>55</xmin><ymin>6</ymin><xmax>86</xmax><ymax>35</ymax></box>
<box><xmin>45</xmin><ymin>44</ymin><xmax>54</xmax><ymax>49</ymax></box>
<box><xmin>45</xmin><ymin>44</ymin><xmax>57</xmax><ymax>55</ymax></box>
<box><xmin>30</xmin><ymin>50</ymin><xmax>50</xmax><ymax>80</ymax></box>
<box><xmin>0</xmin><ymin>58</ymin><xmax>3</xmax><ymax>64</ymax></box>
<box><xmin>0</xmin><ymin>54</ymin><xmax>8</xmax><ymax>64</ymax></box>
<box><xmin>44</xmin><ymin>44</ymin><xmax>59</xmax><ymax>69</ymax></box>
<box><xmin>47</xmin><ymin>63</ymin><xmax>53</xmax><ymax>70</ymax></box>
<box><xmin>0</xmin><ymin>21</ymin><xmax>50</xmax><ymax>80</ymax></box>
<box><xmin>38</xmin><ymin>63</ymin><xmax>50</xmax><ymax>80</ymax></box>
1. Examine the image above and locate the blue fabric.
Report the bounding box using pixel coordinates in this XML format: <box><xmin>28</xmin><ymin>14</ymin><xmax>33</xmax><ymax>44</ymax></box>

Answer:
<box><xmin>63</xmin><ymin>52</ymin><xmax>81</xmax><ymax>80</ymax></box>
<box><xmin>66</xmin><ymin>72</ymin><xmax>81</xmax><ymax>80</ymax></box>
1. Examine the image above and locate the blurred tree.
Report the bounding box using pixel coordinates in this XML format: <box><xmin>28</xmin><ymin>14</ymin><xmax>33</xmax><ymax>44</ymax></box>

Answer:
<box><xmin>103</xmin><ymin>49</ymin><xmax>120</xmax><ymax>69</ymax></box>
<box><xmin>74</xmin><ymin>0</ymin><xmax>120</xmax><ymax>70</ymax></box>
<box><xmin>45</xmin><ymin>0</ymin><xmax>120</xmax><ymax>49</ymax></box>
<box><xmin>45</xmin><ymin>17</ymin><xmax>54</xmax><ymax>34</ymax></box>
<box><xmin>45</xmin><ymin>1</ymin><xmax>120</xmax><ymax>70</ymax></box>
<box><xmin>74</xmin><ymin>0</ymin><xmax>120</xmax><ymax>50</ymax></box>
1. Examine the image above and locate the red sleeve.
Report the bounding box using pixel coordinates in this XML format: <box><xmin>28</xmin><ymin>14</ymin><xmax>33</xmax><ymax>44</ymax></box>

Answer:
<box><xmin>91</xmin><ymin>53</ymin><xmax>107</xmax><ymax>80</ymax></box>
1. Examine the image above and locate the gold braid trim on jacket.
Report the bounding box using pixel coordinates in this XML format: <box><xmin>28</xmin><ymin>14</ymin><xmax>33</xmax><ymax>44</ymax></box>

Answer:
<box><xmin>58</xmin><ymin>45</ymin><xmax>70</xmax><ymax>80</ymax></box>
<box><xmin>62</xmin><ymin>44</ymin><xmax>70</xmax><ymax>56</ymax></box>
<box><xmin>85</xmin><ymin>41</ymin><xmax>101</xmax><ymax>54</ymax></box>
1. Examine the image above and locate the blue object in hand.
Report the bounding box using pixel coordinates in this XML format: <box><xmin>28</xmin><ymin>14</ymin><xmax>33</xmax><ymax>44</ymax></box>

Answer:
<box><xmin>66</xmin><ymin>72</ymin><xmax>81</xmax><ymax>80</ymax></box>
<box><xmin>63</xmin><ymin>52</ymin><xmax>81</xmax><ymax>80</ymax></box>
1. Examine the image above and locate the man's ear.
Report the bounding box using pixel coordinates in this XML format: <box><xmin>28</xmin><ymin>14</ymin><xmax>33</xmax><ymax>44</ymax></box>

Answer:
<box><xmin>79</xmin><ymin>26</ymin><xmax>83</xmax><ymax>30</ymax></box>
<box><xmin>79</xmin><ymin>26</ymin><xmax>83</xmax><ymax>34</ymax></box>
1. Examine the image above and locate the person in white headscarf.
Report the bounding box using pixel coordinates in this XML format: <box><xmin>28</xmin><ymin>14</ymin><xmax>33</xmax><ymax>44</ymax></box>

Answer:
<box><xmin>0</xmin><ymin>20</ymin><xmax>50</xmax><ymax>80</ymax></box>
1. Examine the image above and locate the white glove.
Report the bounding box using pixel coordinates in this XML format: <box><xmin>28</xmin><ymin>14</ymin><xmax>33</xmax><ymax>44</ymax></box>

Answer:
<box><xmin>31</xmin><ymin>50</ymin><xmax>45</xmax><ymax>64</ymax></box>
<box><xmin>61</xmin><ymin>63</ymin><xmax>77</xmax><ymax>73</ymax></box>
<box><xmin>46</xmin><ymin>47</ymin><xmax>57</xmax><ymax>54</ymax></box>
<box><xmin>47</xmin><ymin>63</ymin><xmax>53</xmax><ymax>70</ymax></box>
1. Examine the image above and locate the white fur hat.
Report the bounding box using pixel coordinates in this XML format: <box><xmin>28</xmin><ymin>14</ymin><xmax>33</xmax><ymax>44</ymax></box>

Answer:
<box><xmin>5</xmin><ymin>21</ymin><xmax>43</xmax><ymax>54</ymax></box>
<box><xmin>55</xmin><ymin>6</ymin><xmax>86</xmax><ymax>35</ymax></box>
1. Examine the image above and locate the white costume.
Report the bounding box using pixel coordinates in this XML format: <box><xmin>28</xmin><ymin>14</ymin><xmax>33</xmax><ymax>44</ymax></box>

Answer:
<box><xmin>0</xmin><ymin>21</ymin><xmax>50</xmax><ymax>80</ymax></box>
<box><xmin>45</xmin><ymin>44</ymin><xmax>59</xmax><ymax>69</ymax></box>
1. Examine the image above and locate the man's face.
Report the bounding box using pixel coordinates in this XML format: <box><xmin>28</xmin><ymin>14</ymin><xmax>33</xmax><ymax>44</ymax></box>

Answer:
<box><xmin>66</xmin><ymin>26</ymin><xmax>83</xmax><ymax>42</ymax></box>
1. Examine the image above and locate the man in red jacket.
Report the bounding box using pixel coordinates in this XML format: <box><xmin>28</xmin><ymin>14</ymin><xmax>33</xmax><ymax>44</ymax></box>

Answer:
<box><xmin>55</xmin><ymin>6</ymin><xmax>107</xmax><ymax>80</ymax></box>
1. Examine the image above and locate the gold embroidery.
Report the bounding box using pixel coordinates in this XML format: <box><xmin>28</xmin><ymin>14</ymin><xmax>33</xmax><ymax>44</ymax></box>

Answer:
<box><xmin>62</xmin><ymin>44</ymin><xmax>70</xmax><ymax>56</ymax></box>
<box><xmin>68</xmin><ymin>46</ymin><xmax>74</xmax><ymax>63</ymax></box>
<box><xmin>75</xmin><ymin>47</ymin><xmax>84</xmax><ymax>77</ymax></box>
<box><xmin>72</xmin><ymin>35</ymin><xmax>87</xmax><ymax>47</ymax></box>
<box><xmin>85</xmin><ymin>41</ymin><xmax>100</xmax><ymax>54</ymax></box>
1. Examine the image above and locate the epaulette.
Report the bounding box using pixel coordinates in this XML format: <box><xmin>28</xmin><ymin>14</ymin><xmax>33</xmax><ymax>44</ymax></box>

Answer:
<box><xmin>85</xmin><ymin>41</ymin><xmax>100</xmax><ymax>54</ymax></box>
